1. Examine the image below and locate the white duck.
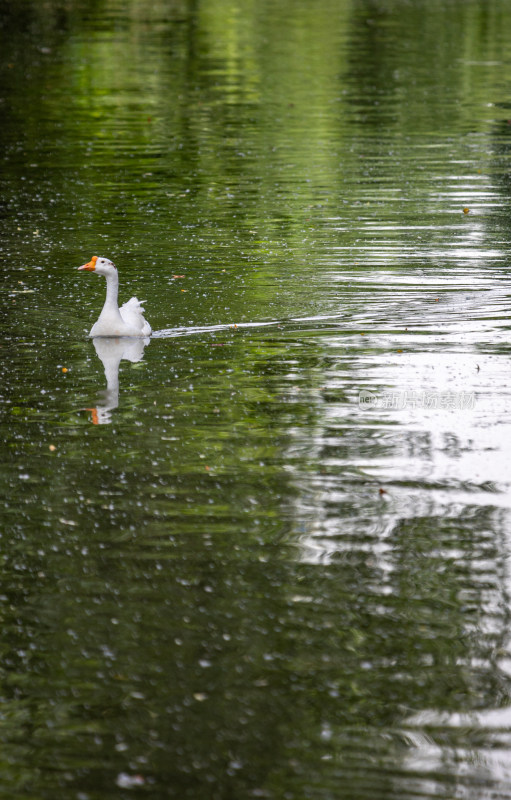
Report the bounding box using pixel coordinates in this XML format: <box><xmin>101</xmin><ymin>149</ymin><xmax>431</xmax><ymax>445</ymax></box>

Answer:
<box><xmin>78</xmin><ymin>255</ymin><xmax>152</xmax><ymax>337</ymax></box>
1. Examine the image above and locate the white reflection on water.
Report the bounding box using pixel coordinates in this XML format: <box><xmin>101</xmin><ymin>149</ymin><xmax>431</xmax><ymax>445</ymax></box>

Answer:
<box><xmin>401</xmin><ymin>708</ymin><xmax>511</xmax><ymax>798</ymax></box>
<box><xmin>88</xmin><ymin>337</ymin><xmax>150</xmax><ymax>425</ymax></box>
<box><xmin>287</xmin><ymin>268</ymin><xmax>511</xmax><ymax>570</ymax></box>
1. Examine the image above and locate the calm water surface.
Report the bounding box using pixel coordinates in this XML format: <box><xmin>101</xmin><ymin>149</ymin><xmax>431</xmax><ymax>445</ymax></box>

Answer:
<box><xmin>2</xmin><ymin>0</ymin><xmax>511</xmax><ymax>798</ymax></box>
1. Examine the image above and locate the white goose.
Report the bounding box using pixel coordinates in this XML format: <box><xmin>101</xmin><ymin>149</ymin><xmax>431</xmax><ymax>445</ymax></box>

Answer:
<box><xmin>78</xmin><ymin>255</ymin><xmax>152</xmax><ymax>338</ymax></box>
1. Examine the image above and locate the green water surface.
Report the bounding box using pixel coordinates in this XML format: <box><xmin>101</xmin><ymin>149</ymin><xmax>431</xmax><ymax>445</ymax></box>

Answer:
<box><xmin>2</xmin><ymin>0</ymin><xmax>511</xmax><ymax>798</ymax></box>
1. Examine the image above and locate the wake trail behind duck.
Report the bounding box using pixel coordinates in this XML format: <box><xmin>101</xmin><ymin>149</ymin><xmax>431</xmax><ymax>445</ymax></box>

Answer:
<box><xmin>152</xmin><ymin>312</ymin><xmax>345</xmax><ymax>339</ymax></box>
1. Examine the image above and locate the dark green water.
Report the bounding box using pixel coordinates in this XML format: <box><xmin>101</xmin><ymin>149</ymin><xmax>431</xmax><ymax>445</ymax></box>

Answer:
<box><xmin>3</xmin><ymin>0</ymin><xmax>511</xmax><ymax>797</ymax></box>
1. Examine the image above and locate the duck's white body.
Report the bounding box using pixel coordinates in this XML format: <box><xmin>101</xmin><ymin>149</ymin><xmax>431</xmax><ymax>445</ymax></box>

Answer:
<box><xmin>78</xmin><ymin>256</ymin><xmax>151</xmax><ymax>338</ymax></box>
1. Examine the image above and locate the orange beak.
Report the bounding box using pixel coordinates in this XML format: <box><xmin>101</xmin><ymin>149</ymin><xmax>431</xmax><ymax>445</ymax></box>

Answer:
<box><xmin>86</xmin><ymin>408</ymin><xmax>99</xmax><ymax>425</ymax></box>
<box><xmin>78</xmin><ymin>255</ymin><xmax>98</xmax><ymax>272</ymax></box>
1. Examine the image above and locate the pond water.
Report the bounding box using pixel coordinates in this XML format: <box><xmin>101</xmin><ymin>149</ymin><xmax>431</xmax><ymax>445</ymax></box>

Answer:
<box><xmin>2</xmin><ymin>0</ymin><xmax>511</xmax><ymax>797</ymax></box>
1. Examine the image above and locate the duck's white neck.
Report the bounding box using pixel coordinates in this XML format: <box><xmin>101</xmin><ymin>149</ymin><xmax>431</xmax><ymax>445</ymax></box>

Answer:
<box><xmin>100</xmin><ymin>270</ymin><xmax>122</xmax><ymax>319</ymax></box>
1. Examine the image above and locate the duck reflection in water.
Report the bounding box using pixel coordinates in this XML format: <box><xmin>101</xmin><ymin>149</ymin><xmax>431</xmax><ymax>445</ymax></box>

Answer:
<box><xmin>87</xmin><ymin>337</ymin><xmax>150</xmax><ymax>425</ymax></box>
